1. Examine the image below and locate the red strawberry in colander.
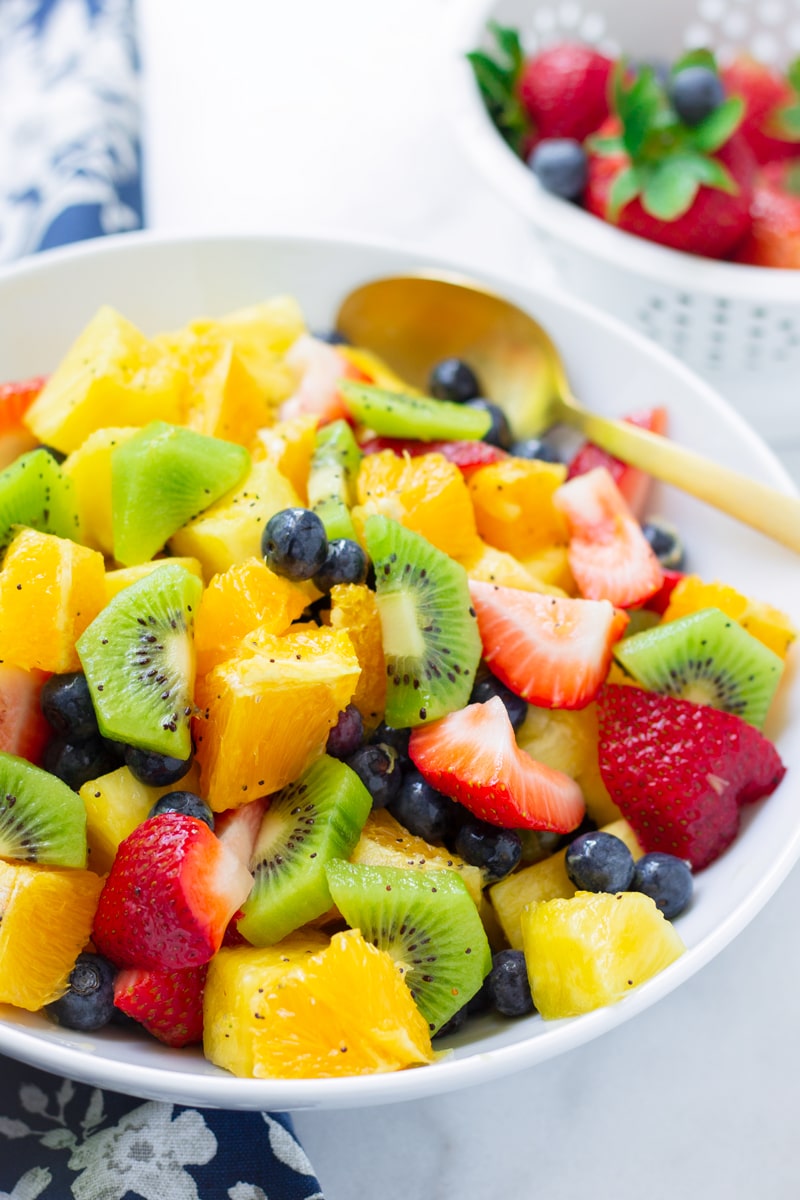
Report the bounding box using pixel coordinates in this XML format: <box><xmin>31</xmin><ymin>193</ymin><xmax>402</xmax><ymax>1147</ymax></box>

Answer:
<box><xmin>598</xmin><ymin>685</ymin><xmax>786</xmax><ymax>870</ymax></box>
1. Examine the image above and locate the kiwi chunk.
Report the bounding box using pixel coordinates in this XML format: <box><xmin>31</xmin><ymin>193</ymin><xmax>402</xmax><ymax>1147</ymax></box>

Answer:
<box><xmin>0</xmin><ymin>448</ymin><xmax>80</xmax><ymax>559</ymax></box>
<box><xmin>76</xmin><ymin>562</ymin><xmax>202</xmax><ymax>758</ymax></box>
<box><xmin>325</xmin><ymin>859</ymin><xmax>491</xmax><ymax>1034</ymax></box>
<box><xmin>307</xmin><ymin>419</ymin><xmax>361</xmax><ymax>540</ymax></box>
<box><xmin>340</xmin><ymin>381</ymin><xmax>491</xmax><ymax>441</ymax></box>
<box><xmin>0</xmin><ymin>752</ymin><xmax>87</xmax><ymax>868</ymax></box>
<box><xmin>237</xmin><ymin>755</ymin><xmax>372</xmax><ymax>946</ymax></box>
<box><xmin>613</xmin><ymin>606</ymin><xmax>784</xmax><ymax>729</ymax></box>
<box><xmin>112</xmin><ymin>421</ymin><xmax>250</xmax><ymax>565</ymax></box>
<box><xmin>364</xmin><ymin>515</ymin><xmax>481</xmax><ymax>727</ymax></box>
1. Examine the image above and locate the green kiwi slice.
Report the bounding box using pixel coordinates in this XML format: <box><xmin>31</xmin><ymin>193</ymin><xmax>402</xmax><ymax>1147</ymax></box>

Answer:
<box><xmin>112</xmin><ymin>421</ymin><xmax>250</xmax><ymax>565</ymax></box>
<box><xmin>0</xmin><ymin>752</ymin><xmax>87</xmax><ymax>868</ymax></box>
<box><xmin>340</xmin><ymin>381</ymin><xmax>491</xmax><ymax>441</ymax></box>
<box><xmin>325</xmin><ymin>859</ymin><xmax>491</xmax><ymax>1034</ymax></box>
<box><xmin>613</xmin><ymin>606</ymin><xmax>784</xmax><ymax>729</ymax></box>
<box><xmin>76</xmin><ymin>562</ymin><xmax>203</xmax><ymax>758</ymax></box>
<box><xmin>364</xmin><ymin>514</ymin><xmax>481</xmax><ymax>727</ymax></box>
<box><xmin>307</xmin><ymin>419</ymin><xmax>361</xmax><ymax>540</ymax></box>
<box><xmin>237</xmin><ymin>755</ymin><xmax>372</xmax><ymax>946</ymax></box>
<box><xmin>0</xmin><ymin>448</ymin><xmax>80</xmax><ymax>558</ymax></box>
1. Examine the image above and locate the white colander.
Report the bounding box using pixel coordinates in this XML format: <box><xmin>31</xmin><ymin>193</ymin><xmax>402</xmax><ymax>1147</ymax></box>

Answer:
<box><xmin>449</xmin><ymin>0</ymin><xmax>800</xmax><ymax>433</ymax></box>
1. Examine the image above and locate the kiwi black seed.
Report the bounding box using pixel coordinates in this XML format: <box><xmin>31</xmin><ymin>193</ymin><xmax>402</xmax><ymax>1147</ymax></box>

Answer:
<box><xmin>0</xmin><ymin>751</ymin><xmax>87</xmax><ymax>867</ymax></box>
<box><xmin>237</xmin><ymin>754</ymin><xmax>372</xmax><ymax>946</ymax></box>
<box><xmin>364</xmin><ymin>514</ymin><xmax>482</xmax><ymax>728</ymax></box>
<box><xmin>307</xmin><ymin>419</ymin><xmax>362</xmax><ymax>541</ymax></box>
<box><xmin>613</xmin><ymin>606</ymin><xmax>784</xmax><ymax>729</ymax></box>
<box><xmin>0</xmin><ymin>448</ymin><xmax>80</xmax><ymax>559</ymax></box>
<box><xmin>325</xmin><ymin>859</ymin><xmax>492</xmax><ymax>1034</ymax></box>
<box><xmin>339</xmin><ymin>381</ymin><xmax>492</xmax><ymax>441</ymax></box>
<box><xmin>111</xmin><ymin>421</ymin><xmax>250</xmax><ymax>566</ymax></box>
<box><xmin>76</xmin><ymin>563</ymin><xmax>203</xmax><ymax>759</ymax></box>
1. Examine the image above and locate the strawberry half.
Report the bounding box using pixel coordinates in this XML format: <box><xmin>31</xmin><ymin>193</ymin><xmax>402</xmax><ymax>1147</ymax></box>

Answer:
<box><xmin>469</xmin><ymin>580</ymin><xmax>628</xmax><ymax>709</ymax></box>
<box><xmin>566</xmin><ymin>407</ymin><xmax>668</xmax><ymax>520</ymax></box>
<box><xmin>722</xmin><ymin>55</ymin><xmax>800</xmax><ymax>166</ymax></box>
<box><xmin>518</xmin><ymin>42</ymin><xmax>614</xmax><ymax>142</ymax></box>
<box><xmin>114</xmin><ymin>963</ymin><xmax>207</xmax><ymax>1047</ymax></box>
<box><xmin>409</xmin><ymin>696</ymin><xmax>585</xmax><ymax>833</ymax></box>
<box><xmin>598</xmin><ymin>685</ymin><xmax>786</xmax><ymax>870</ymax></box>
<box><xmin>553</xmin><ymin>467</ymin><xmax>663</xmax><ymax>608</ymax></box>
<box><xmin>0</xmin><ymin>664</ymin><xmax>52</xmax><ymax>764</ymax></box>
<box><xmin>279</xmin><ymin>334</ymin><xmax>364</xmax><ymax>426</ymax></box>
<box><xmin>0</xmin><ymin>376</ymin><xmax>46</xmax><ymax>470</ymax></box>
<box><xmin>92</xmin><ymin>813</ymin><xmax>253</xmax><ymax>971</ymax></box>
<box><xmin>734</xmin><ymin>159</ymin><xmax>800</xmax><ymax>270</ymax></box>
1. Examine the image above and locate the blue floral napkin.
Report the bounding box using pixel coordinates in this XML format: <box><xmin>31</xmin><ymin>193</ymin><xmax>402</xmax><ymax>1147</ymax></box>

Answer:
<box><xmin>0</xmin><ymin>3</ymin><xmax>326</xmax><ymax>1196</ymax></box>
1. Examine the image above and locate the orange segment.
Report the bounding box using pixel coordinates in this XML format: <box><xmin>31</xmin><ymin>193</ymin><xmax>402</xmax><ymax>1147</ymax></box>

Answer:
<box><xmin>329</xmin><ymin>583</ymin><xmax>386</xmax><ymax>733</ymax></box>
<box><xmin>194</xmin><ymin>558</ymin><xmax>309</xmax><ymax>677</ymax></box>
<box><xmin>0</xmin><ymin>859</ymin><xmax>103</xmax><ymax>1010</ymax></box>
<box><xmin>194</xmin><ymin>625</ymin><xmax>360</xmax><ymax>811</ymax></box>
<box><xmin>354</xmin><ymin>451</ymin><xmax>481</xmax><ymax>560</ymax></box>
<box><xmin>0</xmin><ymin>528</ymin><xmax>105</xmax><ymax>672</ymax></box>
<box><xmin>663</xmin><ymin>575</ymin><xmax>797</xmax><ymax>659</ymax></box>
<box><xmin>468</xmin><ymin>458</ymin><xmax>568</xmax><ymax>556</ymax></box>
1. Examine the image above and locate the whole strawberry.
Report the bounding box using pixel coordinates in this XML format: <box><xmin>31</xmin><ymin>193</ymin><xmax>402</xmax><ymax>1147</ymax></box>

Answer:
<box><xmin>92</xmin><ymin>813</ymin><xmax>253</xmax><ymax>971</ymax></box>
<box><xmin>722</xmin><ymin>55</ymin><xmax>800</xmax><ymax>165</ymax></box>
<box><xmin>734</xmin><ymin>159</ymin><xmax>800</xmax><ymax>269</ymax></box>
<box><xmin>518</xmin><ymin>42</ymin><xmax>613</xmax><ymax>142</ymax></box>
<box><xmin>586</xmin><ymin>57</ymin><xmax>755</xmax><ymax>259</ymax></box>
<box><xmin>598</xmin><ymin>685</ymin><xmax>786</xmax><ymax>870</ymax></box>
<box><xmin>114</xmin><ymin>963</ymin><xmax>208</xmax><ymax>1047</ymax></box>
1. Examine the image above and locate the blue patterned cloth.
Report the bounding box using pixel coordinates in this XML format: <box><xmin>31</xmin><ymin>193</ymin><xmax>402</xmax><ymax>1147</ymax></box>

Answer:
<box><xmin>0</xmin><ymin>4</ymin><xmax>326</xmax><ymax>1195</ymax></box>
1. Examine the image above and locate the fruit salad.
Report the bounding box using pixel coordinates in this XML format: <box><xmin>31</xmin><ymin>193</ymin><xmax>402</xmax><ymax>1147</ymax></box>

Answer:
<box><xmin>0</xmin><ymin>298</ymin><xmax>792</xmax><ymax>1080</ymax></box>
<box><xmin>469</xmin><ymin>25</ymin><xmax>800</xmax><ymax>266</ymax></box>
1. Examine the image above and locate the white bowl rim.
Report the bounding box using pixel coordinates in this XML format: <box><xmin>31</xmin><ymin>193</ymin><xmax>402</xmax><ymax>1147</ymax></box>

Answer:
<box><xmin>0</xmin><ymin>226</ymin><xmax>796</xmax><ymax>1111</ymax></box>
<box><xmin>446</xmin><ymin>0</ymin><xmax>800</xmax><ymax>302</ymax></box>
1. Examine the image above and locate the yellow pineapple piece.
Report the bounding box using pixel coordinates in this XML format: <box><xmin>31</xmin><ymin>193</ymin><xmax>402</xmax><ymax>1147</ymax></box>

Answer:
<box><xmin>459</xmin><ymin>540</ymin><xmax>567</xmax><ymax>596</ymax></box>
<box><xmin>194</xmin><ymin>625</ymin><xmax>360</xmax><ymax>811</ymax></box>
<box><xmin>0</xmin><ymin>859</ymin><xmax>103</xmax><ymax>1010</ymax></box>
<box><xmin>490</xmin><ymin>818</ymin><xmax>643</xmax><ymax>950</ymax></box>
<box><xmin>468</xmin><ymin>458</ymin><xmax>568</xmax><ymax>557</ymax></box>
<box><xmin>24</xmin><ymin>307</ymin><xmax>186</xmax><ymax>453</ymax></box>
<box><xmin>63</xmin><ymin>426</ymin><xmax>139</xmax><ymax>555</ymax></box>
<box><xmin>351</xmin><ymin>809</ymin><xmax>482</xmax><ymax>906</ymax></box>
<box><xmin>170</xmin><ymin>458</ymin><xmax>302</xmax><ymax>580</ymax></box>
<box><xmin>191</xmin><ymin>296</ymin><xmax>306</xmax><ymax>397</ymax></box>
<box><xmin>517</xmin><ymin>702</ymin><xmax>622</xmax><ymax>827</ymax></box>
<box><xmin>663</xmin><ymin>575</ymin><xmax>797</xmax><ymax>659</ymax></box>
<box><xmin>256</xmin><ymin>415</ymin><xmax>318</xmax><ymax>502</ymax></box>
<box><xmin>520</xmin><ymin>890</ymin><xmax>685</xmax><ymax>1019</ymax></box>
<box><xmin>0</xmin><ymin>529</ymin><xmax>105</xmax><ymax>672</ymax></box>
<box><xmin>104</xmin><ymin>557</ymin><xmax>204</xmax><ymax>602</ymax></box>
<box><xmin>205</xmin><ymin>928</ymin><xmax>434</xmax><ymax>1079</ymax></box>
<box><xmin>329</xmin><ymin>583</ymin><xmax>386</xmax><ymax>732</ymax></box>
<box><xmin>518</xmin><ymin>545</ymin><xmax>577</xmax><ymax>594</ymax></box>
<box><xmin>337</xmin><ymin>346</ymin><xmax>421</xmax><ymax>394</ymax></box>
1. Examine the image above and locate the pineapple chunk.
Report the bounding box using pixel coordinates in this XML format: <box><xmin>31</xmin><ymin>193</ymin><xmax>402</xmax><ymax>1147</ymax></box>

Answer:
<box><xmin>104</xmin><ymin>557</ymin><xmax>204</xmax><ymax>602</ymax></box>
<box><xmin>350</xmin><ymin>809</ymin><xmax>483</xmax><ymax>906</ymax></box>
<box><xmin>459</xmin><ymin>540</ymin><xmax>567</xmax><ymax>597</ymax></box>
<box><xmin>63</xmin><ymin>427</ymin><xmax>139</xmax><ymax>555</ymax></box>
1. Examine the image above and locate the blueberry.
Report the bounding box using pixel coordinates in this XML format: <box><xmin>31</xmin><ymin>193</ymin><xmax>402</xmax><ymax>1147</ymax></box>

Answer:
<box><xmin>40</xmin><ymin>672</ymin><xmax>99</xmax><ymax>740</ymax></box>
<box><xmin>632</xmin><ymin>851</ymin><xmax>693</xmax><ymax>919</ymax></box>
<box><xmin>46</xmin><ymin>953</ymin><xmax>116</xmax><ymax>1031</ymax></box>
<box><xmin>465</xmin><ymin>398</ymin><xmax>512</xmax><ymax>450</ymax></box>
<box><xmin>369</xmin><ymin>722</ymin><xmax>411</xmax><ymax>761</ymax></box>
<box><xmin>487</xmin><ymin>949</ymin><xmax>535</xmax><ymax>1017</ymax></box>
<box><xmin>428</xmin><ymin>358</ymin><xmax>482</xmax><ymax>403</ymax></box>
<box><xmin>509</xmin><ymin>437</ymin><xmax>562</xmax><ymax>464</ymax></box>
<box><xmin>124</xmin><ymin>745</ymin><xmax>193</xmax><ymax>788</ymax></box>
<box><xmin>432</xmin><ymin>1002</ymin><xmax>469</xmax><ymax>1039</ymax></box>
<box><xmin>326</xmin><ymin>703</ymin><xmax>364</xmax><ymax>760</ymax></box>
<box><xmin>565</xmin><ymin>830</ymin><xmax>635</xmax><ymax>893</ymax></box>
<box><xmin>388</xmin><ymin>767</ymin><xmax>463</xmax><ymax>844</ymax></box>
<box><xmin>312</xmin><ymin>538</ymin><xmax>368</xmax><ymax>592</ymax></box>
<box><xmin>455</xmin><ymin>819</ymin><xmax>522</xmax><ymax>883</ymax></box>
<box><xmin>345</xmin><ymin>743</ymin><xmax>403</xmax><ymax>808</ymax></box>
<box><xmin>41</xmin><ymin>735</ymin><xmax>120</xmax><ymax>791</ymax></box>
<box><xmin>148</xmin><ymin>790</ymin><xmax>215</xmax><ymax>830</ymax></box>
<box><xmin>314</xmin><ymin>329</ymin><xmax>350</xmax><ymax>345</ymax></box>
<box><xmin>641</xmin><ymin>517</ymin><xmax>685</xmax><ymax>570</ymax></box>
<box><xmin>470</xmin><ymin>665</ymin><xmax>527</xmax><ymax>732</ymax></box>
<box><xmin>528</xmin><ymin>139</ymin><xmax>588</xmax><ymax>201</ymax></box>
<box><xmin>669</xmin><ymin>66</ymin><xmax>725</xmax><ymax>126</ymax></box>
<box><xmin>261</xmin><ymin>507</ymin><xmax>328</xmax><ymax>581</ymax></box>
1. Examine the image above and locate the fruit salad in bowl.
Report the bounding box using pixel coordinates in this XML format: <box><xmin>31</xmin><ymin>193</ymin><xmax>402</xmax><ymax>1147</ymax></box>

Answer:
<box><xmin>0</xmin><ymin>231</ymin><xmax>796</xmax><ymax>1112</ymax></box>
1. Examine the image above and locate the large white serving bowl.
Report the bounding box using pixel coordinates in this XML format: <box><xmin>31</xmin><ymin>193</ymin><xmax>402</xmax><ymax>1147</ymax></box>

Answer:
<box><xmin>0</xmin><ymin>231</ymin><xmax>797</xmax><ymax>1112</ymax></box>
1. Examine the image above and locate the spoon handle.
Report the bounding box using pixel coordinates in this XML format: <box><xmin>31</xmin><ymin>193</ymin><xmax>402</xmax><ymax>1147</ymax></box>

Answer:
<box><xmin>558</xmin><ymin>398</ymin><xmax>800</xmax><ymax>554</ymax></box>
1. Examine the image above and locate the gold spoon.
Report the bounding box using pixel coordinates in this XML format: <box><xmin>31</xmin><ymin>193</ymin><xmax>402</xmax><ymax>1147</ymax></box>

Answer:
<box><xmin>336</xmin><ymin>271</ymin><xmax>800</xmax><ymax>555</ymax></box>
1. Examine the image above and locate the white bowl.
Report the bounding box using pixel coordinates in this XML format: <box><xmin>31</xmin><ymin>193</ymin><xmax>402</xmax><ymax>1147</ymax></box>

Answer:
<box><xmin>0</xmin><ymin>230</ymin><xmax>797</xmax><ymax>1111</ymax></box>
<box><xmin>448</xmin><ymin>0</ymin><xmax>800</xmax><ymax>420</ymax></box>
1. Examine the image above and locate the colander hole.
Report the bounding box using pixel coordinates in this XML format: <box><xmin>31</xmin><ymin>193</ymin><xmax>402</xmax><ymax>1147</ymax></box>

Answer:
<box><xmin>699</xmin><ymin>0</ymin><xmax>726</xmax><ymax>19</ymax></box>
<box><xmin>723</xmin><ymin>11</ymin><xmax>750</xmax><ymax>39</ymax></box>
<box><xmin>579</xmin><ymin>12</ymin><xmax>606</xmax><ymax>41</ymax></box>
<box><xmin>758</xmin><ymin>0</ymin><xmax>786</xmax><ymax>24</ymax></box>
<box><xmin>558</xmin><ymin>2</ymin><xmax>581</xmax><ymax>27</ymax></box>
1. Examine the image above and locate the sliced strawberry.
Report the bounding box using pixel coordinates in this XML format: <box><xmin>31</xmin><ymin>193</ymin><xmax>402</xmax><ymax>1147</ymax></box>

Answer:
<box><xmin>553</xmin><ymin>467</ymin><xmax>663</xmax><ymax>608</ymax></box>
<box><xmin>0</xmin><ymin>664</ymin><xmax>52</xmax><ymax>764</ymax></box>
<box><xmin>469</xmin><ymin>580</ymin><xmax>627</xmax><ymax>709</ymax></box>
<box><xmin>598</xmin><ymin>685</ymin><xmax>786</xmax><ymax>870</ymax></box>
<box><xmin>279</xmin><ymin>334</ymin><xmax>361</xmax><ymax>426</ymax></box>
<box><xmin>566</xmin><ymin>407</ymin><xmax>668</xmax><ymax>519</ymax></box>
<box><xmin>215</xmin><ymin>795</ymin><xmax>269</xmax><ymax>866</ymax></box>
<box><xmin>0</xmin><ymin>376</ymin><xmax>47</xmax><ymax>470</ymax></box>
<box><xmin>114</xmin><ymin>963</ymin><xmax>207</xmax><ymax>1048</ymax></box>
<box><xmin>358</xmin><ymin>436</ymin><xmax>507</xmax><ymax>474</ymax></box>
<box><xmin>643</xmin><ymin>568</ymin><xmax>685</xmax><ymax>616</ymax></box>
<box><xmin>409</xmin><ymin>696</ymin><xmax>585</xmax><ymax>832</ymax></box>
<box><xmin>92</xmin><ymin>813</ymin><xmax>253</xmax><ymax>971</ymax></box>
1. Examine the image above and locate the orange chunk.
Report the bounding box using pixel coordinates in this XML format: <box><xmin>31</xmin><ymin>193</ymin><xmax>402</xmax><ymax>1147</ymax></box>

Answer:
<box><xmin>329</xmin><ymin>583</ymin><xmax>386</xmax><ymax>733</ymax></box>
<box><xmin>256</xmin><ymin>415</ymin><xmax>318</xmax><ymax>502</ymax></box>
<box><xmin>663</xmin><ymin>575</ymin><xmax>797</xmax><ymax>659</ymax></box>
<box><xmin>468</xmin><ymin>458</ymin><xmax>568</xmax><ymax>556</ymax></box>
<box><xmin>0</xmin><ymin>528</ymin><xmax>105</xmax><ymax>672</ymax></box>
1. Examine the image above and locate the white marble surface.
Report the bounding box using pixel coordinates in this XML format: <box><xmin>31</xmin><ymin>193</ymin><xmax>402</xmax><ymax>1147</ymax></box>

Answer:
<box><xmin>137</xmin><ymin>3</ymin><xmax>800</xmax><ymax>1196</ymax></box>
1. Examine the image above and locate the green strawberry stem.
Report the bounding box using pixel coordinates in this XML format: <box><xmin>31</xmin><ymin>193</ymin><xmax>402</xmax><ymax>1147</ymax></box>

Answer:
<box><xmin>467</xmin><ymin>21</ymin><xmax>530</xmax><ymax>154</ymax></box>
